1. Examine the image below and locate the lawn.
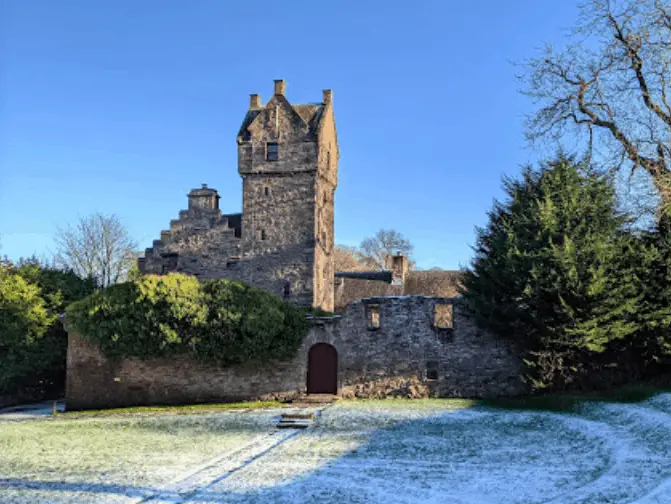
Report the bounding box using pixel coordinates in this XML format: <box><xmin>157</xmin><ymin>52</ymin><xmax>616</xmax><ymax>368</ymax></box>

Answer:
<box><xmin>1</xmin><ymin>394</ymin><xmax>670</xmax><ymax>503</ymax></box>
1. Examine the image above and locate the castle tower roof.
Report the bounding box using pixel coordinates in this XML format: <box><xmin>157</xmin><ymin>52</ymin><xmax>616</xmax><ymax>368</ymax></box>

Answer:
<box><xmin>237</xmin><ymin>80</ymin><xmax>331</xmax><ymax>140</ymax></box>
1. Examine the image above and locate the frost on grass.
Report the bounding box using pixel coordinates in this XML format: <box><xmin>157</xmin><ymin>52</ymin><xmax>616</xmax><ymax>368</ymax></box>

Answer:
<box><xmin>2</xmin><ymin>397</ymin><xmax>671</xmax><ymax>503</ymax></box>
<box><xmin>0</xmin><ymin>410</ymin><xmax>283</xmax><ymax>503</ymax></box>
<box><xmin>190</xmin><ymin>396</ymin><xmax>671</xmax><ymax>504</ymax></box>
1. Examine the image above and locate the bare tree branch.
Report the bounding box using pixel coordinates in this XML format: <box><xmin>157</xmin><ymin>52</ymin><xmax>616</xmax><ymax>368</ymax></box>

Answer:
<box><xmin>358</xmin><ymin>229</ymin><xmax>415</xmax><ymax>270</ymax></box>
<box><xmin>54</xmin><ymin>213</ymin><xmax>138</xmax><ymax>287</ymax></box>
<box><xmin>522</xmin><ymin>0</ymin><xmax>671</xmax><ymax>220</ymax></box>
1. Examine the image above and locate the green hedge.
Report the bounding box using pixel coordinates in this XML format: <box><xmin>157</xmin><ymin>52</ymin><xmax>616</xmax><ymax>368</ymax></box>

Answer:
<box><xmin>0</xmin><ymin>259</ymin><xmax>96</xmax><ymax>398</ymax></box>
<box><xmin>66</xmin><ymin>273</ymin><xmax>311</xmax><ymax>366</ymax></box>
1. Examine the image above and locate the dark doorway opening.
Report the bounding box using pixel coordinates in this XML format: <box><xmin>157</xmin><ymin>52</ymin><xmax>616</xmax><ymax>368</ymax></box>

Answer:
<box><xmin>306</xmin><ymin>343</ymin><xmax>338</xmax><ymax>395</ymax></box>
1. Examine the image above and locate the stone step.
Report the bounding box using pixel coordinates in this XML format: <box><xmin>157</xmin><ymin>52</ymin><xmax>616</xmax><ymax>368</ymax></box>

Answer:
<box><xmin>282</xmin><ymin>412</ymin><xmax>316</xmax><ymax>420</ymax></box>
<box><xmin>291</xmin><ymin>394</ymin><xmax>339</xmax><ymax>405</ymax></box>
<box><xmin>276</xmin><ymin>419</ymin><xmax>310</xmax><ymax>429</ymax></box>
<box><xmin>276</xmin><ymin>410</ymin><xmax>317</xmax><ymax>430</ymax></box>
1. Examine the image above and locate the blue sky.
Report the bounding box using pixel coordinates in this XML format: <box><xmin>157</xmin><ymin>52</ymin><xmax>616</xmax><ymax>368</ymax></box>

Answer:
<box><xmin>1</xmin><ymin>0</ymin><xmax>582</xmax><ymax>270</ymax></box>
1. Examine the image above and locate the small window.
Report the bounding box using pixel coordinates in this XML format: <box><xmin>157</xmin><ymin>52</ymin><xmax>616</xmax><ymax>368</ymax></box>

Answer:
<box><xmin>426</xmin><ymin>361</ymin><xmax>439</xmax><ymax>381</ymax></box>
<box><xmin>434</xmin><ymin>304</ymin><xmax>453</xmax><ymax>329</ymax></box>
<box><xmin>366</xmin><ymin>304</ymin><xmax>380</xmax><ymax>330</ymax></box>
<box><xmin>266</xmin><ymin>142</ymin><xmax>279</xmax><ymax>161</ymax></box>
<box><xmin>257</xmin><ymin>229</ymin><xmax>266</xmax><ymax>241</ymax></box>
<box><xmin>264</xmin><ymin>186</ymin><xmax>270</xmax><ymax>196</ymax></box>
<box><xmin>283</xmin><ymin>280</ymin><xmax>291</xmax><ymax>299</ymax></box>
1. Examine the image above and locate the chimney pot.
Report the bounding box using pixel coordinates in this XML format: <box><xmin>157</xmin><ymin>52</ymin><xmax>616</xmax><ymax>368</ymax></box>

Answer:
<box><xmin>274</xmin><ymin>79</ymin><xmax>286</xmax><ymax>96</ymax></box>
<box><xmin>249</xmin><ymin>94</ymin><xmax>261</xmax><ymax>109</ymax></box>
<box><xmin>323</xmin><ymin>89</ymin><xmax>333</xmax><ymax>104</ymax></box>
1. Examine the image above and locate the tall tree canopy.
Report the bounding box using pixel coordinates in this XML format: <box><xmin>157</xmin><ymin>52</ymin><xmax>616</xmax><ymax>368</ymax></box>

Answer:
<box><xmin>524</xmin><ymin>0</ymin><xmax>671</xmax><ymax>219</ymax></box>
<box><xmin>461</xmin><ymin>154</ymin><xmax>639</xmax><ymax>390</ymax></box>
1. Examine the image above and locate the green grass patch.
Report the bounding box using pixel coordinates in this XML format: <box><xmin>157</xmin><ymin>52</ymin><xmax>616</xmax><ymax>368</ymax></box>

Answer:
<box><xmin>481</xmin><ymin>383</ymin><xmax>671</xmax><ymax>413</ymax></box>
<box><xmin>338</xmin><ymin>398</ymin><xmax>479</xmax><ymax>410</ymax></box>
<box><xmin>59</xmin><ymin>400</ymin><xmax>284</xmax><ymax>417</ymax></box>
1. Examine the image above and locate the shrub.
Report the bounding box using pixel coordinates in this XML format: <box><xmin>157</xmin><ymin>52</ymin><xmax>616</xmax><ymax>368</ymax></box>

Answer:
<box><xmin>66</xmin><ymin>273</ymin><xmax>311</xmax><ymax>366</ymax></box>
<box><xmin>0</xmin><ymin>264</ymin><xmax>54</xmax><ymax>394</ymax></box>
<box><xmin>0</xmin><ymin>259</ymin><xmax>96</xmax><ymax>399</ymax></box>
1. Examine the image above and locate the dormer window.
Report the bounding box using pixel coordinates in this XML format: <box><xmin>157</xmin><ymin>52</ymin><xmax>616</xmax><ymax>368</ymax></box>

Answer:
<box><xmin>266</xmin><ymin>142</ymin><xmax>279</xmax><ymax>161</ymax></box>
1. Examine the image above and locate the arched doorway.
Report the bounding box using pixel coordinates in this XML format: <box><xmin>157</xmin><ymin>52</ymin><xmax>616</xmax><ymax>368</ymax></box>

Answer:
<box><xmin>307</xmin><ymin>343</ymin><xmax>338</xmax><ymax>394</ymax></box>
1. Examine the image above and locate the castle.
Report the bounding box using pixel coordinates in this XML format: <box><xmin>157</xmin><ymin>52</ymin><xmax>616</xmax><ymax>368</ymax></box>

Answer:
<box><xmin>138</xmin><ymin>79</ymin><xmax>339</xmax><ymax>311</ymax></box>
<box><xmin>66</xmin><ymin>81</ymin><xmax>527</xmax><ymax>410</ymax></box>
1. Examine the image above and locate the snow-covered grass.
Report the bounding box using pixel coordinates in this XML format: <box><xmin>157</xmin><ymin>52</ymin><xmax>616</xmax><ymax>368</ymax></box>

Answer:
<box><xmin>2</xmin><ymin>395</ymin><xmax>671</xmax><ymax>503</ymax></box>
<box><xmin>0</xmin><ymin>409</ymin><xmax>286</xmax><ymax>503</ymax></box>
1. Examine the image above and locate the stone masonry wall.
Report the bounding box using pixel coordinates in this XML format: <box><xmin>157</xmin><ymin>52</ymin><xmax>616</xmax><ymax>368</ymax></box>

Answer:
<box><xmin>334</xmin><ymin>296</ymin><xmax>527</xmax><ymax>398</ymax></box>
<box><xmin>139</xmin><ymin>81</ymin><xmax>337</xmax><ymax>310</ymax></box>
<box><xmin>313</xmin><ymin>97</ymin><xmax>338</xmax><ymax>312</ymax></box>
<box><xmin>237</xmin><ymin>83</ymin><xmax>337</xmax><ymax>310</ymax></box>
<box><xmin>66</xmin><ymin>296</ymin><xmax>526</xmax><ymax>410</ymax></box>
<box><xmin>238</xmin><ymin>171</ymin><xmax>318</xmax><ymax>306</ymax></box>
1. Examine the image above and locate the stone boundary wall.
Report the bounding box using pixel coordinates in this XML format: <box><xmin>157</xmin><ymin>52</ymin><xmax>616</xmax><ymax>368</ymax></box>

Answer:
<box><xmin>65</xmin><ymin>296</ymin><xmax>527</xmax><ymax>410</ymax></box>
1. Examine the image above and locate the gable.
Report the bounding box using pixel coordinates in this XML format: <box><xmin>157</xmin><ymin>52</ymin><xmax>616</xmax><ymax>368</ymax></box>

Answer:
<box><xmin>238</xmin><ymin>96</ymin><xmax>325</xmax><ymax>142</ymax></box>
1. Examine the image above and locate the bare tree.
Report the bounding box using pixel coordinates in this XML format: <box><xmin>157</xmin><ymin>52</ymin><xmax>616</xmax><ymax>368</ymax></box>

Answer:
<box><xmin>523</xmin><ymin>0</ymin><xmax>671</xmax><ymax>220</ymax></box>
<box><xmin>54</xmin><ymin>213</ymin><xmax>138</xmax><ymax>287</ymax></box>
<box><xmin>358</xmin><ymin>229</ymin><xmax>415</xmax><ymax>270</ymax></box>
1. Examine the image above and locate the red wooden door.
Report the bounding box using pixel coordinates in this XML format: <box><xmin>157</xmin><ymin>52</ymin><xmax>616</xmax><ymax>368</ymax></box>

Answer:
<box><xmin>307</xmin><ymin>343</ymin><xmax>338</xmax><ymax>394</ymax></box>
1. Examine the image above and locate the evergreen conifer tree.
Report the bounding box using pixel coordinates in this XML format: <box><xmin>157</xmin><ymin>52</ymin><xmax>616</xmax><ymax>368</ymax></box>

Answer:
<box><xmin>461</xmin><ymin>154</ymin><xmax>639</xmax><ymax>389</ymax></box>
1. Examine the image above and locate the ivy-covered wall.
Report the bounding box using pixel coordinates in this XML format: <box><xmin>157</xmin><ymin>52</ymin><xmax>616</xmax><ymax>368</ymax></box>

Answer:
<box><xmin>65</xmin><ymin>274</ymin><xmax>310</xmax><ymax>367</ymax></box>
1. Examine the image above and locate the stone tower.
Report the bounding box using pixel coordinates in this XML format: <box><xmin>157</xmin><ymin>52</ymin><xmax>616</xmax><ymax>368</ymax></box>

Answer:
<box><xmin>236</xmin><ymin>80</ymin><xmax>339</xmax><ymax>311</ymax></box>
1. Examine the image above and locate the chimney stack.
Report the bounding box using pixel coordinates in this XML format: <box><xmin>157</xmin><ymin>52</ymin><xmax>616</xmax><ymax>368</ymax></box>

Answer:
<box><xmin>274</xmin><ymin>79</ymin><xmax>286</xmax><ymax>96</ymax></box>
<box><xmin>249</xmin><ymin>94</ymin><xmax>261</xmax><ymax>109</ymax></box>
<box><xmin>323</xmin><ymin>89</ymin><xmax>333</xmax><ymax>105</ymax></box>
<box><xmin>385</xmin><ymin>253</ymin><xmax>409</xmax><ymax>293</ymax></box>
